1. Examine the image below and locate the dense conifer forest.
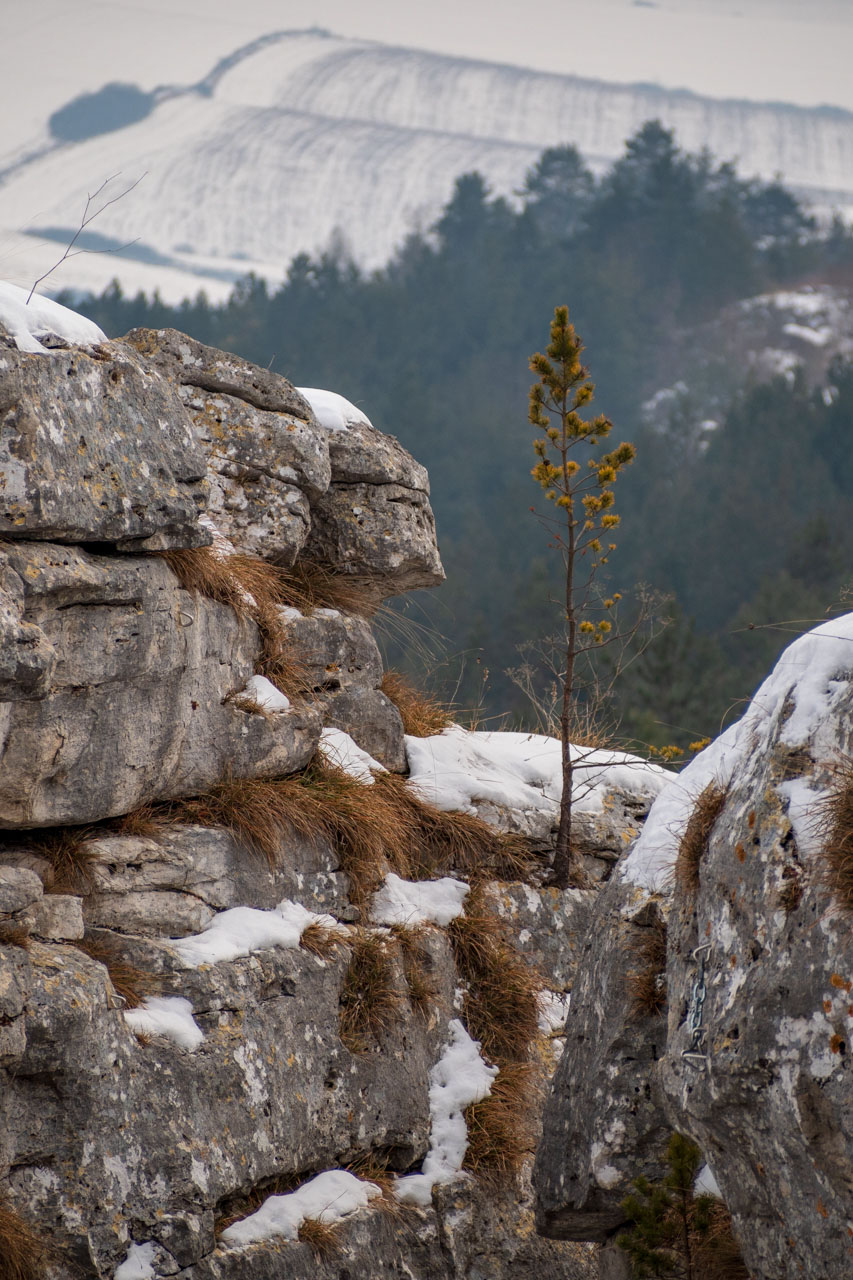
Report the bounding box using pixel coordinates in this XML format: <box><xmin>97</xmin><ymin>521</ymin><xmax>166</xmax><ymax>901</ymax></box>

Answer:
<box><xmin>66</xmin><ymin>122</ymin><xmax>853</xmax><ymax>749</ymax></box>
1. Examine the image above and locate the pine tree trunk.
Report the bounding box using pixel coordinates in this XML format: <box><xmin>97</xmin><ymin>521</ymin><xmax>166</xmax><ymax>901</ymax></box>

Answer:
<box><xmin>549</xmin><ymin>513</ymin><xmax>584</xmax><ymax>889</ymax></box>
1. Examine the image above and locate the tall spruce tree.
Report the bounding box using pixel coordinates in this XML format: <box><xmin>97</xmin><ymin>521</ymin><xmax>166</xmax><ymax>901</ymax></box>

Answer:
<box><xmin>529</xmin><ymin>306</ymin><xmax>635</xmax><ymax>888</ymax></box>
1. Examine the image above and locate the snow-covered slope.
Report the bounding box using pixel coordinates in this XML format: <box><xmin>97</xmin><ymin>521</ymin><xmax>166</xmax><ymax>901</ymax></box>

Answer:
<box><xmin>2</xmin><ymin>29</ymin><xmax>852</xmax><ymax>303</ymax></box>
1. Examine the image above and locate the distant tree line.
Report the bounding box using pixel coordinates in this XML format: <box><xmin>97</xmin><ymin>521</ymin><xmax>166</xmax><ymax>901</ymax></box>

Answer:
<box><xmin>66</xmin><ymin>122</ymin><xmax>853</xmax><ymax>748</ymax></box>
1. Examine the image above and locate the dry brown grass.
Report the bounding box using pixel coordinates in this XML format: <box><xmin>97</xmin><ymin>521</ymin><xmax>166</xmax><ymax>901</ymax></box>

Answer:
<box><xmin>820</xmin><ymin>758</ymin><xmax>853</xmax><ymax>913</ymax></box>
<box><xmin>674</xmin><ymin>783</ymin><xmax>729</xmax><ymax>900</ymax></box>
<box><xmin>0</xmin><ymin>1196</ymin><xmax>51</xmax><ymax>1280</ymax></box>
<box><xmin>448</xmin><ymin>884</ymin><xmax>544</xmax><ymax>1064</ymax></box>
<box><xmin>27</xmin><ymin>827</ymin><xmax>99</xmax><ymax>894</ymax></box>
<box><xmin>380</xmin><ymin>670</ymin><xmax>454</xmax><ymax>737</ymax></box>
<box><xmin>371</xmin><ymin>773</ymin><xmax>536</xmax><ymax>883</ymax></box>
<box><xmin>339</xmin><ymin>930</ymin><xmax>402</xmax><ymax>1053</ymax></box>
<box><xmin>165</xmin><ymin>756</ymin><xmax>535</xmax><ymax>907</ymax></box>
<box><xmin>299</xmin><ymin>921</ymin><xmax>350</xmax><ymax>959</ymax></box>
<box><xmin>296</xmin><ymin>1217</ymin><xmax>342</xmax><ymax>1259</ymax></box>
<box><xmin>0</xmin><ymin>923</ymin><xmax>30</xmax><ymax>950</ymax></box>
<box><xmin>281</xmin><ymin>560</ymin><xmax>378</xmax><ymax>618</ymax></box>
<box><xmin>389</xmin><ymin>924</ymin><xmax>439</xmax><ymax>1019</ymax></box>
<box><xmin>463</xmin><ymin>1061</ymin><xmax>540</xmax><ymax>1182</ymax></box>
<box><xmin>691</xmin><ymin>1204</ymin><xmax>751</xmax><ymax>1279</ymax></box>
<box><xmin>74</xmin><ymin>936</ymin><xmax>162</xmax><ymax>1009</ymax></box>
<box><xmin>107</xmin><ymin>804</ymin><xmax>174</xmax><ymax>841</ymax></box>
<box><xmin>161</xmin><ymin>547</ymin><xmax>309</xmax><ymax>700</ymax></box>
<box><xmin>627</xmin><ymin>915</ymin><xmax>668</xmax><ymax>1019</ymax></box>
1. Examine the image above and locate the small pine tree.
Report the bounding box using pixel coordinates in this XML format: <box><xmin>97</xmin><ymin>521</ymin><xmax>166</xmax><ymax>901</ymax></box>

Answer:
<box><xmin>616</xmin><ymin>1133</ymin><xmax>748</xmax><ymax>1280</ymax></box>
<box><xmin>528</xmin><ymin>306</ymin><xmax>635</xmax><ymax>888</ymax></box>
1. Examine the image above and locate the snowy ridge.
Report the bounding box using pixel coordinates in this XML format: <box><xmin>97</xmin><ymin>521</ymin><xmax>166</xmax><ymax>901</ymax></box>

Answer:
<box><xmin>1</xmin><ymin>30</ymin><xmax>851</xmax><ymax>303</ymax></box>
<box><xmin>623</xmin><ymin>612</ymin><xmax>853</xmax><ymax>892</ymax></box>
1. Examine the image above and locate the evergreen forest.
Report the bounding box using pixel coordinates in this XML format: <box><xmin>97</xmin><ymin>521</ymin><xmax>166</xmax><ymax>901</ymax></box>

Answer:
<box><xmin>64</xmin><ymin>122</ymin><xmax>853</xmax><ymax>751</ymax></box>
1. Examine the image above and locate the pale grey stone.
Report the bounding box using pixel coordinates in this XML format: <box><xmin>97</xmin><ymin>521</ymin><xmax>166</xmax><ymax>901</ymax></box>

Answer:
<box><xmin>484</xmin><ymin>881</ymin><xmax>596</xmax><ymax>992</ymax></box>
<box><xmin>282</xmin><ymin>608</ymin><xmax>406</xmax><ymax>768</ymax></box>
<box><xmin>22</xmin><ymin>893</ymin><xmax>83</xmax><ymax>941</ymax></box>
<box><xmin>0</xmin><ymin>341</ymin><xmax>208</xmax><ymax>549</ymax></box>
<box><xmin>0</xmin><ymin>866</ymin><xmax>43</xmax><ymax>913</ymax></box>
<box><xmin>0</xmin><ymin>542</ymin><xmax>321</xmax><ymax>827</ymax></box>
<box><xmin>0</xmin><ymin>560</ymin><xmax>56</xmax><ymax>699</ymax></box>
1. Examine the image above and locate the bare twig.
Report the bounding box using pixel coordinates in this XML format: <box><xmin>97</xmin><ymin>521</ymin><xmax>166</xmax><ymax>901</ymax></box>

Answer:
<box><xmin>27</xmin><ymin>172</ymin><xmax>146</xmax><ymax>303</ymax></box>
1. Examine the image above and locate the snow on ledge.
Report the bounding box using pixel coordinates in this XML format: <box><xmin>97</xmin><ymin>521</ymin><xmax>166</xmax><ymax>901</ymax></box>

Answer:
<box><xmin>405</xmin><ymin>724</ymin><xmax>670</xmax><ymax>820</ymax></box>
<box><xmin>622</xmin><ymin>612</ymin><xmax>853</xmax><ymax>893</ymax></box>
<box><xmin>220</xmin><ymin>1169</ymin><xmax>381</xmax><ymax>1246</ymax></box>
<box><xmin>0</xmin><ymin>281</ymin><xmax>107</xmax><ymax>353</ymax></box>
<box><xmin>371</xmin><ymin>872</ymin><xmax>469</xmax><ymax>927</ymax></box>
<box><xmin>241</xmin><ymin>674</ymin><xmax>290</xmax><ymax>712</ymax></box>
<box><xmin>297</xmin><ymin>387</ymin><xmax>372</xmax><ymax>432</ymax></box>
<box><xmin>395</xmin><ymin>1018</ymin><xmax>498</xmax><ymax>1206</ymax></box>
<box><xmin>124</xmin><ymin>997</ymin><xmax>204</xmax><ymax>1050</ymax></box>
<box><xmin>320</xmin><ymin>727</ymin><xmax>387</xmax><ymax>784</ymax></box>
<box><xmin>114</xmin><ymin>1241</ymin><xmax>157</xmax><ymax>1280</ymax></box>
<box><xmin>170</xmin><ymin>899</ymin><xmax>342</xmax><ymax>967</ymax></box>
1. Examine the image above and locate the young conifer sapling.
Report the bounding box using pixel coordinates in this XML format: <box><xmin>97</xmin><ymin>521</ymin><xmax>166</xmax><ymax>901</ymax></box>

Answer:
<box><xmin>529</xmin><ymin>306</ymin><xmax>635</xmax><ymax>888</ymax></box>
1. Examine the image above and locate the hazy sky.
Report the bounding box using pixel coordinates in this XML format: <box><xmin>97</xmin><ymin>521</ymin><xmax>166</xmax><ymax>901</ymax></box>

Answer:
<box><xmin>2</xmin><ymin>0</ymin><xmax>851</xmax><ymax>146</ymax></box>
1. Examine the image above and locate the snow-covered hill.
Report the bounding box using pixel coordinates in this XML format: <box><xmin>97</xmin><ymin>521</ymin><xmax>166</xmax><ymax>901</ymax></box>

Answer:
<box><xmin>2</xmin><ymin>29</ymin><xmax>852</xmax><ymax>303</ymax></box>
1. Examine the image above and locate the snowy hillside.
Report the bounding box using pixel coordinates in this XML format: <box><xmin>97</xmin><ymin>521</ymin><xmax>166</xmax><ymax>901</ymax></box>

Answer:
<box><xmin>1</xmin><ymin>29</ymin><xmax>852</xmax><ymax>303</ymax></box>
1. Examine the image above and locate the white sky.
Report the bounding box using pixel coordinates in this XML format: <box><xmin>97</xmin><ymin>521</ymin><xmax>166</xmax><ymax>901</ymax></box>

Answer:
<box><xmin>1</xmin><ymin>0</ymin><xmax>851</xmax><ymax>144</ymax></box>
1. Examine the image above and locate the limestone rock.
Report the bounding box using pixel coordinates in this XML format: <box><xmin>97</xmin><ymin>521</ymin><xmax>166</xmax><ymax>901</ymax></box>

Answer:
<box><xmin>304</xmin><ymin>480</ymin><xmax>445</xmax><ymax>602</ymax></box>
<box><xmin>122</xmin><ymin>329</ymin><xmax>331</xmax><ymax>564</ymax></box>
<box><xmin>535</xmin><ymin>617</ymin><xmax>853</xmax><ymax>1279</ymax></box>
<box><xmin>0</xmin><ymin>560</ymin><xmax>56</xmax><ymax>699</ymax></box>
<box><xmin>0</xmin><ymin>542</ymin><xmax>320</xmax><ymax>827</ymax></box>
<box><xmin>304</xmin><ymin>418</ymin><xmax>444</xmax><ymax>602</ymax></box>
<box><xmin>0</xmin><ymin>865</ymin><xmax>43</xmax><ymax>913</ymax></box>
<box><xmin>83</xmin><ymin>826</ymin><xmax>354</xmax><ymax>937</ymax></box>
<box><xmin>533</xmin><ymin>875</ymin><xmax>670</xmax><ymax>1241</ymax></box>
<box><xmin>0</xmin><ymin>341</ymin><xmax>208</xmax><ymax>550</ymax></box>
<box><xmin>22</xmin><ymin>893</ymin><xmax>84</xmax><ymax>941</ymax></box>
<box><xmin>282</xmin><ymin>607</ymin><xmax>406</xmax><ymax>768</ymax></box>
<box><xmin>485</xmin><ymin>881</ymin><xmax>596</xmax><ymax>993</ymax></box>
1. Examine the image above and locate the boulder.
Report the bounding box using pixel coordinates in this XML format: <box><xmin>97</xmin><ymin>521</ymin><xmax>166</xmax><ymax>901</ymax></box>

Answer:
<box><xmin>282</xmin><ymin>607</ymin><xmax>406</xmax><ymax>769</ymax></box>
<box><xmin>83</xmin><ymin>825</ymin><xmax>354</xmax><ymax>937</ymax></box>
<box><xmin>303</xmin><ymin>418</ymin><xmax>445</xmax><ymax>601</ymax></box>
<box><xmin>122</xmin><ymin>329</ymin><xmax>331</xmax><ymax>564</ymax></box>
<box><xmin>0</xmin><ymin>541</ymin><xmax>320</xmax><ymax>827</ymax></box>
<box><xmin>0</xmin><ymin>341</ymin><xmax>208</xmax><ymax>550</ymax></box>
<box><xmin>535</xmin><ymin>615</ymin><xmax>853</xmax><ymax>1280</ymax></box>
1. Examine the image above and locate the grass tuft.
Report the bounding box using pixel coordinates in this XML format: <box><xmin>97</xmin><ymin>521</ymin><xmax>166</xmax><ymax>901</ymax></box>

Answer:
<box><xmin>674</xmin><ymin>783</ymin><xmax>728</xmax><ymax>900</ymax></box>
<box><xmin>299</xmin><ymin>921</ymin><xmax>350</xmax><ymax>960</ymax></box>
<box><xmin>296</xmin><ymin>1217</ymin><xmax>342</xmax><ymax>1259</ymax></box>
<box><xmin>27</xmin><ymin>827</ymin><xmax>99</xmax><ymax>895</ymax></box>
<box><xmin>339</xmin><ymin>930</ymin><xmax>402</xmax><ymax>1053</ymax></box>
<box><xmin>379</xmin><ymin>670</ymin><xmax>454</xmax><ymax>737</ymax></box>
<box><xmin>0</xmin><ymin>923</ymin><xmax>31</xmax><ymax>950</ymax></box>
<box><xmin>820</xmin><ymin>758</ymin><xmax>853</xmax><ymax>913</ymax></box>
<box><xmin>389</xmin><ymin>923</ymin><xmax>439</xmax><ymax>1019</ymax></box>
<box><xmin>448</xmin><ymin>884</ymin><xmax>543</xmax><ymax>1064</ymax></box>
<box><xmin>0</xmin><ymin>1196</ymin><xmax>51</xmax><ymax>1280</ymax></box>
<box><xmin>74</xmin><ymin>936</ymin><xmax>162</xmax><ymax>1009</ymax></box>
<box><xmin>463</xmin><ymin>1061</ymin><xmax>540</xmax><ymax>1182</ymax></box>
<box><xmin>627</xmin><ymin>914</ymin><xmax>668</xmax><ymax>1019</ymax></box>
<box><xmin>161</xmin><ymin>547</ymin><xmax>309</xmax><ymax>700</ymax></box>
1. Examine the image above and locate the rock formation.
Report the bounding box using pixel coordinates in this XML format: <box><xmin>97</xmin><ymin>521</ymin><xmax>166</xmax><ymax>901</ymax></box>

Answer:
<box><xmin>535</xmin><ymin>616</ymin><xmax>853</xmax><ymax>1280</ymax></box>
<box><xmin>0</xmin><ymin>303</ymin><xmax>668</xmax><ymax>1280</ymax></box>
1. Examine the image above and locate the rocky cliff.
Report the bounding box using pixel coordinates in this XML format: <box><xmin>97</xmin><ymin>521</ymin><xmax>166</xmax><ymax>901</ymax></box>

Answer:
<box><xmin>0</xmin><ymin>294</ymin><xmax>673</xmax><ymax>1280</ymax></box>
<box><xmin>535</xmin><ymin>615</ymin><xmax>853</xmax><ymax>1279</ymax></box>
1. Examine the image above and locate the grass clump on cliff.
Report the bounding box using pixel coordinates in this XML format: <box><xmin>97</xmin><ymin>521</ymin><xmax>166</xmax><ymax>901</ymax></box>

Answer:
<box><xmin>0</xmin><ymin>1196</ymin><xmax>52</xmax><ymax>1280</ymax></box>
<box><xmin>463</xmin><ymin>1061</ymin><xmax>539</xmax><ymax>1181</ymax></box>
<box><xmin>819</xmin><ymin>757</ymin><xmax>853</xmax><ymax>914</ymax></box>
<box><xmin>73</xmin><ymin>935</ymin><xmax>161</xmax><ymax>1009</ymax></box>
<box><xmin>339</xmin><ymin>930</ymin><xmax>402</xmax><ymax>1053</ymax></box>
<box><xmin>674</xmin><ymin>783</ymin><xmax>728</xmax><ymax>901</ymax></box>
<box><xmin>379</xmin><ymin>670</ymin><xmax>454</xmax><ymax>737</ymax></box>
<box><xmin>296</xmin><ymin>1217</ymin><xmax>342</xmax><ymax>1259</ymax></box>
<box><xmin>627</xmin><ymin>914</ymin><xmax>668</xmax><ymax>1020</ymax></box>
